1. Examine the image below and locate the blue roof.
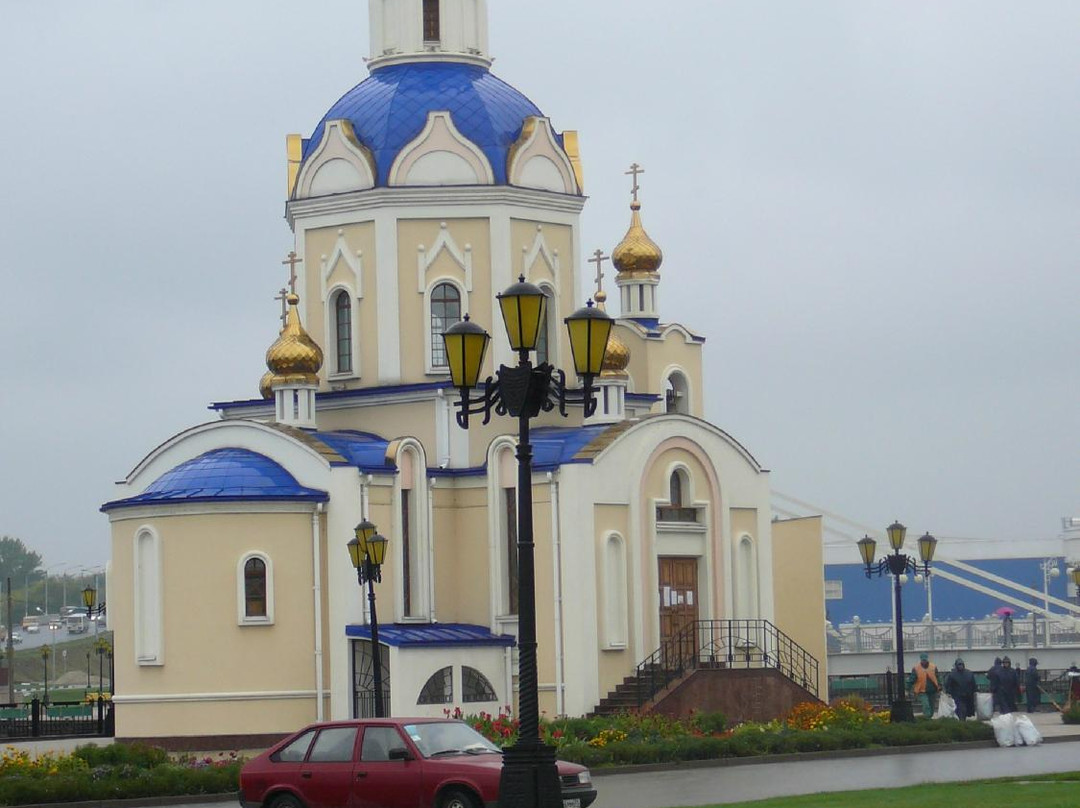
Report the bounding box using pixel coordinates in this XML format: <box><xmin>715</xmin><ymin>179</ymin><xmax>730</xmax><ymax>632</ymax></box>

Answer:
<box><xmin>304</xmin><ymin>62</ymin><xmax>546</xmax><ymax>186</ymax></box>
<box><xmin>314</xmin><ymin>430</ymin><xmax>392</xmax><ymax>470</ymax></box>
<box><xmin>531</xmin><ymin>425</ymin><xmax>611</xmax><ymax>471</ymax></box>
<box><xmin>346</xmin><ymin>623</ymin><xmax>516</xmax><ymax>648</ymax></box>
<box><xmin>101</xmin><ymin>448</ymin><xmax>328</xmax><ymax>511</ymax></box>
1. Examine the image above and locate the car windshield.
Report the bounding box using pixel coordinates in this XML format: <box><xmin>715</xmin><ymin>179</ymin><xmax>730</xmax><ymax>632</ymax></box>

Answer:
<box><xmin>403</xmin><ymin>721</ymin><xmax>501</xmax><ymax>757</ymax></box>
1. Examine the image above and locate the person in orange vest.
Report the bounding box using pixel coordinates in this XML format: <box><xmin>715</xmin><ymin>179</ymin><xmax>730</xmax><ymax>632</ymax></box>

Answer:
<box><xmin>908</xmin><ymin>653</ymin><xmax>941</xmax><ymax>718</ymax></box>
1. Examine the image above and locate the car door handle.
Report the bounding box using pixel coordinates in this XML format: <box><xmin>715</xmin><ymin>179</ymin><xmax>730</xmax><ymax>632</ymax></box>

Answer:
<box><xmin>301</xmin><ymin>773</ymin><xmax>312</xmax><ymax>779</ymax></box>
<box><xmin>356</xmin><ymin>772</ymin><xmax>367</xmax><ymax>779</ymax></box>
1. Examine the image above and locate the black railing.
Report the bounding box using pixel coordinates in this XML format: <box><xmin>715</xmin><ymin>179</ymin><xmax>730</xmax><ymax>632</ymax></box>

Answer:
<box><xmin>635</xmin><ymin>619</ymin><xmax>820</xmax><ymax>707</ymax></box>
<box><xmin>353</xmin><ymin>690</ymin><xmax>391</xmax><ymax>719</ymax></box>
<box><xmin>0</xmin><ymin>699</ymin><xmax>113</xmax><ymax>739</ymax></box>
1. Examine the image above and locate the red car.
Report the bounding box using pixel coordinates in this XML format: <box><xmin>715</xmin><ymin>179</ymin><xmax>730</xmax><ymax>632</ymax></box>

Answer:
<box><xmin>239</xmin><ymin>718</ymin><xmax>597</xmax><ymax>808</ymax></box>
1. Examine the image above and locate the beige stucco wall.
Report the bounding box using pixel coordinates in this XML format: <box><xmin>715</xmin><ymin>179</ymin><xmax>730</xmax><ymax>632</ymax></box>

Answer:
<box><xmin>302</xmin><ymin>222</ymin><xmax>378</xmax><ymax>389</ymax></box>
<box><xmin>432</xmin><ymin>484</ymin><xmax>491</xmax><ymax>624</ymax></box>
<box><xmin>109</xmin><ymin>508</ymin><xmax>325</xmax><ymax>739</ymax></box>
<box><xmin>771</xmin><ymin>516</ymin><xmax>827</xmax><ymax>698</ymax></box>
<box><xmin>398</xmin><ymin>218</ymin><xmax>494</xmax><ymax>383</ymax></box>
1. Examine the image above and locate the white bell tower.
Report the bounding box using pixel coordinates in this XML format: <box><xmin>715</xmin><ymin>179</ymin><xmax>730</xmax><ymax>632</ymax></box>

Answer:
<box><xmin>368</xmin><ymin>0</ymin><xmax>491</xmax><ymax>70</ymax></box>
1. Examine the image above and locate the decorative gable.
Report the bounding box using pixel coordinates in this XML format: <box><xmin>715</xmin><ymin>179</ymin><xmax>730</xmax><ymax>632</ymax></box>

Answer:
<box><xmin>293</xmin><ymin>120</ymin><xmax>377</xmax><ymax>199</ymax></box>
<box><xmin>507</xmin><ymin>117</ymin><xmax>579</xmax><ymax>195</ymax></box>
<box><xmin>389</xmin><ymin>111</ymin><xmax>495</xmax><ymax>186</ymax></box>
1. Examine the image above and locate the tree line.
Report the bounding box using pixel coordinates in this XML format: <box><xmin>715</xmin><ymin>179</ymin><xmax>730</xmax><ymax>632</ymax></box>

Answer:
<box><xmin>0</xmin><ymin>535</ymin><xmax>106</xmax><ymax>617</ymax></box>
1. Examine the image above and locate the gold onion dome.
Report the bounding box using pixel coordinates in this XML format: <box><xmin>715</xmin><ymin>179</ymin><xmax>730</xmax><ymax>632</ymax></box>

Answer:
<box><xmin>594</xmin><ymin>290</ymin><xmax>630</xmax><ymax>377</ymax></box>
<box><xmin>265</xmin><ymin>293</ymin><xmax>324</xmax><ymax>386</ymax></box>
<box><xmin>259</xmin><ymin>370</ymin><xmax>276</xmax><ymax>400</ymax></box>
<box><xmin>612</xmin><ymin>200</ymin><xmax>663</xmax><ymax>276</ymax></box>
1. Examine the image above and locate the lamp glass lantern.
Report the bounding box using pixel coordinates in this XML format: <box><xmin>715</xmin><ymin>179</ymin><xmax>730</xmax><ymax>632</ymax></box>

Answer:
<box><xmin>497</xmin><ymin>278</ymin><xmax>548</xmax><ymax>352</ymax></box>
<box><xmin>564</xmin><ymin>301</ymin><xmax>614</xmax><ymax>377</ymax></box>
<box><xmin>857</xmin><ymin>535</ymin><xmax>877</xmax><ymax>567</ymax></box>
<box><xmin>886</xmin><ymin>521</ymin><xmax>907</xmax><ymax>552</ymax></box>
<box><xmin>366</xmin><ymin>533</ymin><xmax>389</xmax><ymax>567</ymax></box>
<box><xmin>1070</xmin><ymin>566</ymin><xmax>1080</xmax><ymax>588</ymax></box>
<box><xmin>442</xmin><ymin>316</ymin><xmax>491</xmax><ymax>389</ymax></box>
<box><xmin>917</xmin><ymin>532</ymin><xmax>938</xmax><ymax>564</ymax></box>
<box><xmin>82</xmin><ymin>586</ymin><xmax>96</xmax><ymax>611</ymax></box>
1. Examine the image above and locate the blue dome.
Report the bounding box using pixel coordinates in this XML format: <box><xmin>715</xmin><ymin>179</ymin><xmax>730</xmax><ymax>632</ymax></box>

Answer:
<box><xmin>102</xmin><ymin>448</ymin><xmax>328</xmax><ymax>510</ymax></box>
<box><xmin>304</xmin><ymin>62</ymin><xmax>545</xmax><ymax>186</ymax></box>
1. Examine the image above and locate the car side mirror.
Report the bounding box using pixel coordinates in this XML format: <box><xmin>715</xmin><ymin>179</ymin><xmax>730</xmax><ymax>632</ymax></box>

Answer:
<box><xmin>387</xmin><ymin>747</ymin><xmax>413</xmax><ymax>761</ymax></box>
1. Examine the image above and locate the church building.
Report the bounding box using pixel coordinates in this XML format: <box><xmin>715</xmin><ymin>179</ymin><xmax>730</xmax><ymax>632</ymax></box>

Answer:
<box><xmin>102</xmin><ymin>0</ymin><xmax>826</xmax><ymax>747</ymax></box>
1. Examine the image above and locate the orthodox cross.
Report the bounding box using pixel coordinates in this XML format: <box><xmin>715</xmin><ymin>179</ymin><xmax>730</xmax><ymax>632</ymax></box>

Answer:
<box><xmin>589</xmin><ymin>249</ymin><xmax>609</xmax><ymax>298</ymax></box>
<box><xmin>282</xmin><ymin>250</ymin><xmax>302</xmax><ymax>294</ymax></box>
<box><xmin>274</xmin><ymin>287</ymin><xmax>289</xmax><ymax>328</ymax></box>
<box><xmin>625</xmin><ymin>162</ymin><xmax>644</xmax><ymax>202</ymax></box>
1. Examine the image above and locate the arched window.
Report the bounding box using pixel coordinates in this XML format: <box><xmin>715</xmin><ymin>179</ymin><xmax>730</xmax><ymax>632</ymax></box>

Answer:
<box><xmin>430</xmin><ymin>282</ymin><xmax>462</xmax><ymax>369</ymax></box>
<box><xmin>417</xmin><ymin>666</ymin><xmax>453</xmax><ymax>704</ymax></box>
<box><xmin>134</xmin><ymin>528</ymin><xmax>163</xmax><ymax>664</ymax></box>
<box><xmin>244</xmin><ymin>557</ymin><xmax>267</xmax><ymax>617</ymax></box>
<box><xmin>423</xmin><ymin>0</ymin><xmax>441</xmax><ymax>42</ymax></box>
<box><xmin>737</xmin><ymin>536</ymin><xmax>759</xmax><ymax>618</ymax></box>
<box><xmin>462</xmin><ymin>667</ymin><xmax>497</xmax><ymax>702</ymax></box>
<box><xmin>237</xmin><ymin>552</ymin><xmax>275</xmax><ymax>625</ymax></box>
<box><xmin>333</xmin><ymin>290</ymin><xmax>353</xmax><ymax>374</ymax></box>
<box><xmin>657</xmin><ymin>469</ymin><xmax>698</xmax><ymax>523</ymax></box>
<box><xmin>665</xmin><ymin>371</ymin><xmax>690</xmax><ymax>414</ymax></box>
<box><xmin>534</xmin><ymin>285</ymin><xmax>555</xmax><ymax>366</ymax></box>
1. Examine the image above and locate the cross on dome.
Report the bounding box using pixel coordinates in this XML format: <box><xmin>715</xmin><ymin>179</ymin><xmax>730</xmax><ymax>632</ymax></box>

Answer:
<box><xmin>282</xmin><ymin>251</ymin><xmax>302</xmax><ymax>294</ymax></box>
<box><xmin>274</xmin><ymin>287</ymin><xmax>289</xmax><ymax>329</ymax></box>
<box><xmin>589</xmin><ymin>249</ymin><xmax>610</xmax><ymax>300</ymax></box>
<box><xmin>625</xmin><ymin>162</ymin><xmax>645</xmax><ymax>203</ymax></box>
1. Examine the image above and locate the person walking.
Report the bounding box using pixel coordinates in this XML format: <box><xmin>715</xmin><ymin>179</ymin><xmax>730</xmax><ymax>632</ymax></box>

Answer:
<box><xmin>1024</xmin><ymin>658</ymin><xmax>1041</xmax><ymax>713</ymax></box>
<box><xmin>996</xmin><ymin>656</ymin><xmax>1021</xmax><ymax>713</ymax></box>
<box><xmin>1001</xmin><ymin>613</ymin><xmax>1015</xmax><ymax>648</ymax></box>
<box><xmin>988</xmin><ymin>657</ymin><xmax>1003</xmax><ymax>714</ymax></box>
<box><xmin>908</xmin><ymin>653</ymin><xmax>940</xmax><ymax>718</ymax></box>
<box><xmin>1066</xmin><ymin>664</ymin><xmax>1080</xmax><ymax>710</ymax></box>
<box><xmin>945</xmin><ymin>657</ymin><xmax>977</xmax><ymax>720</ymax></box>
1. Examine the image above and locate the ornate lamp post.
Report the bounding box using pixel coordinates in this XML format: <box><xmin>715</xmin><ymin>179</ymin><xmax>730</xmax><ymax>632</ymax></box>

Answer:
<box><xmin>347</xmin><ymin>520</ymin><xmax>390</xmax><ymax>718</ymax></box>
<box><xmin>82</xmin><ymin>586</ymin><xmax>106</xmax><ymax>623</ymax></box>
<box><xmin>857</xmin><ymin>521</ymin><xmax>937</xmax><ymax>723</ymax></box>
<box><xmin>442</xmin><ymin>278</ymin><xmax>612</xmax><ymax>808</ymax></box>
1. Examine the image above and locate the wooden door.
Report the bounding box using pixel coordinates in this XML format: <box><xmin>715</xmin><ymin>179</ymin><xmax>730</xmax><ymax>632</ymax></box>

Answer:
<box><xmin>658</xmin><ymin>557</ymin><xmax>699</xmax><ymax>647</ymax></box>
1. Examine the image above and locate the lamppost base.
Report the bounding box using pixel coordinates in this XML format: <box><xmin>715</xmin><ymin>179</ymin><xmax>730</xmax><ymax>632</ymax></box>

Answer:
<box><xmin>890</xmin><ymin>698</ymin><xmax>915</xmax><ymax>723</ymax></box>
<box><xmin>499</xmin><ymin>741</ymin><xmax>562</xmax><ymax>808</ymax></box>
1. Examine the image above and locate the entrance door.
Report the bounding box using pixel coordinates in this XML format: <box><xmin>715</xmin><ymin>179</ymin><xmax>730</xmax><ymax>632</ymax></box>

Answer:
<box><xmin>658</xmin><ymin>557</ymin><xmax>699</xmax><ymax>655</ymax></box>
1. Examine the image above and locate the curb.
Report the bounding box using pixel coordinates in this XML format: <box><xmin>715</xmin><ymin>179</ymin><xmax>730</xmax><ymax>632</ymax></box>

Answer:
<box><xmin>591</xmin><ymin>733</ymin><xmax>1080</xmax><ymax>777</ymax></box>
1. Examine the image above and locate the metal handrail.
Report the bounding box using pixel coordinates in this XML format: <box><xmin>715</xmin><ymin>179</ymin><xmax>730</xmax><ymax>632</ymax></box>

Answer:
<box><xmin>635</xmin><ymin>619</ymin><xmax>820</xmax><ymax>707</ymax></box>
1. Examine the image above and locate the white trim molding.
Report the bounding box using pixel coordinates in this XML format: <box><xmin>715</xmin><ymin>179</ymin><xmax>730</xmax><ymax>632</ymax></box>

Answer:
<box><xmin>507</xmin><ymin>117</ymin><xmax>578</xmax><ymax>195</ymax></box>
<box><xmin>294</xmin><ymin>120</ymin><xmax>377</xmax><ymax>199</ymax></box>
<box><xmin>389</xmin><ymin>111</ymin><xmax>495</xmax><ymax>187</ymax></box>
<box><xmin>237</xmin><ymin>551</ymin><xmax>275</xmax><ymax>626</ymax></box>
<box><xmin>417</xmin><ymin>222</ymin><xmax>473</xmax><ymax>293</ymax></box>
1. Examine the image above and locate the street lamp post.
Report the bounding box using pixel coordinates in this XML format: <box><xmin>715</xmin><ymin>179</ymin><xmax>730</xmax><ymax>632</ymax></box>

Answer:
<box><xmin>82</xmin><ymin>586</ymin><xmax>106</xmax><ymax>626</ymax></box>
<box><xmin>442</xmin><ymin>278</ymin><xmax>612</xmax><ymax>808</ymax></box>
<box><xmin>347</xmin><ymin>521</ymin><xmax>390</xmax><ymax>718</ymax></box>
<box><xmin>857</xmin><ymin>522</ymin><xmax>937</xmax><ymax>723</ymax></box>
<box><xmin>1039</xmin><ymin>559</ymin><xmax>1060</xmax><ymax>647</ymax></box>
<box><xmin>40</xmin><ymin>646</ymin><xmax>51</xmax><ymax>705</ymax></box>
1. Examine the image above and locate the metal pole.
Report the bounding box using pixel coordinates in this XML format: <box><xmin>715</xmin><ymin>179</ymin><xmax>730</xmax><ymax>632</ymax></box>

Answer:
<box><xmin>366</xmin><ymin>565</ymin><xmax>384</xmax><ymax>718</ymax></box>
<box><xmin>890</xmin><ymin>564</ymin><xmax>913</xmax><ymax>722</ymax></box>
<box><xmin>498</xmin><ymin>359</ymin><xmax>561</xmax><ymax>808</ymax></box>
<box><xmin>6</xmin><ymin>577</ymin><xmax>14</xmax><ymax>704</ymax></box>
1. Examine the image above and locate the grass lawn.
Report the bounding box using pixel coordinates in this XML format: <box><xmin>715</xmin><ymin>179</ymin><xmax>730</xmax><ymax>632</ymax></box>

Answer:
<box><xmin>672</xmin><ymin>773</ymin><xmax>1080</xmax><ymax>808</ymax></box>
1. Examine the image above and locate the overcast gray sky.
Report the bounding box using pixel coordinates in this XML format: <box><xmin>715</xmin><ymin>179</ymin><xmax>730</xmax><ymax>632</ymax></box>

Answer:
<box><xmin>1</xmin><ymin>0</ymin><xmax>1077</xmax><ymax>571</ymax></box>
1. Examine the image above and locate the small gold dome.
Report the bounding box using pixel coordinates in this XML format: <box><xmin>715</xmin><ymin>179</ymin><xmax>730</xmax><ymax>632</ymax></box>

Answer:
<box><xmin>602</xmin><ymin>332</ymin><xmax>631</xmax><ymax>376</ymax></box>
<box><xmin>258</xmin><ymin>371</ymin><xmax>276</xmax><ymax>399</ymax></box>
<box><xmin>612</xmin><ymin>201</ymin><xmax>663</xmax><ymax>276</ymax></box>
<box><xmin>265</xmin><ymin>293</ymin><xmax>323</xmax><ymax>383</ymax></box>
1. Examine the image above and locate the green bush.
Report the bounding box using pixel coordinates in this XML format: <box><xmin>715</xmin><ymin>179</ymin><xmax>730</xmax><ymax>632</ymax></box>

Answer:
<box><xmin>1062</xmin><ymin>702</ymin><xmax>1080</xmax><ymax>725</ymax></box>
<box><xmin>74</xmin><ymin>742</ymin><xmax>169</xmax><ymax>768</ymax></box>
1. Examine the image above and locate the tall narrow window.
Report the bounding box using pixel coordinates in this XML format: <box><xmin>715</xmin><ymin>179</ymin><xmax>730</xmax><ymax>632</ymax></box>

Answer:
<box><xmin>423</xmin><ymin>0</ymin><xmax>441</xmax><ymax>42</ymax></box>
<box><xmin>670</xmin><ymin>471</ymin><xmax>683</xmax><ymax>507</ymax></box>
<box><xmin>504</xmin><ymin>488</ymin><xmax>519</xmax><ymax>615</ymax></box>
<box><xmin>430</xmin><ymin>282</ymin><xmax>462</xmax><ymax>369</ymax></box>
<box><xmin>134</xmin><ymin>529</ymin><xmax>163</xmax><ymax>663</ymax></box>
<box><xmin>244</xmin><ymin>557</ymin><xmax>267</xmax><ymax>617</ymax></box>
<box><xmin>665</xmin><ymin>371</ymin><xmax>689</xmax><ymax>414</ymax></box>
<box><xmin>401</xmin><ymin>488</ymin><xmax>412</xmax><ymax>616</ymax></box>
<box><xmin>334</xmin><ymin>290</ymin><xmax>352</xmax><ymax>374</ymax></box>
<box><xmin>534</xmin><ymin>286</ymin><xmax>554</xmax><ymax>365</ymax></box>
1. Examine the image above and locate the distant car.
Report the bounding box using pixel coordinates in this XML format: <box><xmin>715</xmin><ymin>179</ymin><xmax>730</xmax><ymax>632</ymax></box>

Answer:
<box><xmin>9</xmin><ymin>631</ymin><xmax>21</xmax><ymax>644</ymax></box>
<box><xmin>24</xmin><ymin>623</ymin><xmax>39</xmax><ymax>634</ymax></box>
<box><xmin>239</xmin><ymin>718</ymin><xmax>597</xmax><ymax>808</ymax></box>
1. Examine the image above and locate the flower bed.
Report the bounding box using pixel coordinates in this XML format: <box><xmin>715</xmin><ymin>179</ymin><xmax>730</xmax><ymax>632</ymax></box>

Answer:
<box><xmin>0</xmin><ymin>743</ymin><xmax>242</xmax><ymax>806</ymax></box>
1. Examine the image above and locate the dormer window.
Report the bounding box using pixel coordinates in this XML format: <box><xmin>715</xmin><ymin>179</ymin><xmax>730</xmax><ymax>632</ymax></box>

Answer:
<box><xmin>423</xmin><ymin>0</ymin><xmax>441</xmax><ymax>43</ymax></box>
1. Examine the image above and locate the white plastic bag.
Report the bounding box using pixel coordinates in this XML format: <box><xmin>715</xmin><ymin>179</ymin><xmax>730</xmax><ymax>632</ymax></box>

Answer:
<box><xmin>934</xmin><ymin>693</ymin><xmax>957</xmax><ymax>719</ymax></box>
<box><xmin>976</xmin><ymin>692</ymin><xmax>994</xmax><ymax>720</ymax></box>
<box><xmin>1015</xmin><ymin>714</ymin><xmax>1043</xmax><ymax>746</ymax></box>
<box><xmin>991</xmin><ymin>713</ymin><xmax>1017</xmax><ymax>746</ymax></box>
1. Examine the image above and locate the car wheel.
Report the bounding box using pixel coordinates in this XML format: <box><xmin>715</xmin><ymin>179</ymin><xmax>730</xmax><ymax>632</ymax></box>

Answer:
<box><xmin>438</xmin><ymin>788</ymin><xmax>479</xmax><ymax>808</ymax></box>
<box><xmin>269</xmin><ymin>794</ymin><xmax>305</xmax><ymax>808</ymax></box>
